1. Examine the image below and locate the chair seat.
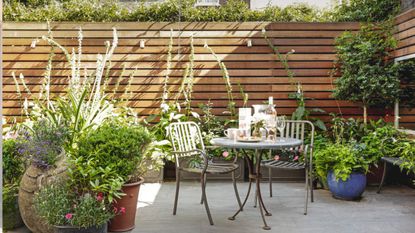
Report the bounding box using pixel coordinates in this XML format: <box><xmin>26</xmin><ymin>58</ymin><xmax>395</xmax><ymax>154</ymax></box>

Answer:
<box><xmin>181</xmin><ymin>162</ymin><xmax>239</xmax><ymax>174</ymax></box>
<box><xmin>381</xmin><ymin>157</ymin><xmax>403</xmax><ymax>166</ymax></box>
<box><xmin>262</xmin><ymin>159</ymin><xmax>305</xmax><ymax>170</ymax></box>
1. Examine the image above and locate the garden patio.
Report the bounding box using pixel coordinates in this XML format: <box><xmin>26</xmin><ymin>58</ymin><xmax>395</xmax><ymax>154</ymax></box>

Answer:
<box><xmin>2</xmin><ymin>0</ymin><xmax>415</xmax><ymax>233</ymax></box>
<box><xmin>10</xmin><ymin>182</ymin><xmax>415</xmax><ymax>233</ymax></box>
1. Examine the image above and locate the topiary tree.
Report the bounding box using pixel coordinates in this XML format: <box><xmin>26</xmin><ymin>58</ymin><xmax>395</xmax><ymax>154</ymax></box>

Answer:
<box><xmin>333</xmin><ymin>22</ymin><xmax>400</xmax><ymax>124</ymax></box>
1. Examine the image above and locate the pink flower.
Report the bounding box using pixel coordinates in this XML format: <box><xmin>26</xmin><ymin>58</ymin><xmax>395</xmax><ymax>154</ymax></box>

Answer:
<box><xmin>119</xmin><ymin>207</ymin><xmax>126</xmax><ymax>214</ymax></box>
<box><xmin>274</xmin><ymin>155</ymin><xmax>280</xmax><ymax>161</ymax></box>
<box><xmin>113</xmin><ymin>207</ymin><xmax>118</xmax><ymax>213</ymax></box>
<box><xmin>293</xmin><ymin>156</ymin><xmax>299</xmax><ymax>161</ymax></box>
<box><xmin>222</xmin><ymin>151</ymin><xmax>229</xmax><ymax>158</ymax></box>
<box><xmin>65</xmin><ymin>213</ymin><xmax>73</xmax><ymax>220</ymax></box>
<box><xmin>96</xmin><ymin>193</ymin><xmax>103</xmax><ymax>202</ymax></box>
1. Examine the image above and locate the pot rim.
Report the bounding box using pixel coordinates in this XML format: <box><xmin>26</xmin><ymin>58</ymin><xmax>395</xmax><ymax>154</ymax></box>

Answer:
<box><xmin>54</xmin><ymin>223</ymin><xmax>106</xmax><ymax>229</ymax></box>
<box><xmin>123</xmin><ymin>177</ymin><xmax>144</xmax><ymax>187</ymax></box>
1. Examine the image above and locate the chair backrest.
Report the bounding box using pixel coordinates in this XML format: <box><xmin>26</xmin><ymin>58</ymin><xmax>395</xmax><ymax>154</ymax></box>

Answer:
<box><xmin>167</xmin><ymin>122</ymin><xmax>205</xmax><ymax>163</ymax></box>
<box><xmin>280</xmin><ymin>120</ymin><xmax>315</xmax><ymax>149</ymax></box>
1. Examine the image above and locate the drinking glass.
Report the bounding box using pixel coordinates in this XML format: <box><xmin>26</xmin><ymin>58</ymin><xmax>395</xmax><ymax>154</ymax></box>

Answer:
<box><xmin>265</xmin><ymin>114</ymin><xmax>277</xmax><ymax>141</ymax></box>
<box><xmin>276</xmin><ymin>116</ymin><xmax>286</xmax><ymax>142</ymax></box>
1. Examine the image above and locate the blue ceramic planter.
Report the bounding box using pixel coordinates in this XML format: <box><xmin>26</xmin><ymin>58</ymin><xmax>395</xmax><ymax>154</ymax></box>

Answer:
<box><xmin>327</xmin><ymin>171</ymin><xmax>366</xmax><ymax>200</ymax></box>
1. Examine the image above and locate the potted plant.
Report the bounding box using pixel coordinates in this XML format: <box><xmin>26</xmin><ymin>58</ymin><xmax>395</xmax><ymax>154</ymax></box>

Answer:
<box><xmin>3</xmin><ymin>138</ymin><xmax>25</xmax><ymax>231</ymax></box>
<box><xmin>74</xmin><ymin>120</ymin><xmax>153</xmax><ymax>232</ymax></box>
<box><xmin>314</xmin><ymin>142</ymin><xmax>369</xmax><ymax>200</ymax></box>
<box><xmin>333</xmin><ymin>22</ymin><xmax>400</xmax><ymax>124</ymax></box>
<box><xmin>16</xmin><ymin>119</ymin><xmax>69</xmax><ymax>233</ymax></box>
<box><xmin>34</xmin><ymin>181</ymin><xmax>116</xmax><ymax>233</ymax></box>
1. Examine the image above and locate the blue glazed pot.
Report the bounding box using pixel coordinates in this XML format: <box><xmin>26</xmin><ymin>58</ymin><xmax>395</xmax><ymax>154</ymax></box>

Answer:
<box><xmin>327</xmin><ymin>171</ymin><xmax>367</xmax><ymax>200</ymax></box>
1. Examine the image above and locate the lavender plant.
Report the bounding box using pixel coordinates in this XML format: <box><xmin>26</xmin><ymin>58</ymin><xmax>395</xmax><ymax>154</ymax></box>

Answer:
<box><xmin>16</xmin><ymin>120</ymin><xmax>68</xmax><ymax>169</ymax></box>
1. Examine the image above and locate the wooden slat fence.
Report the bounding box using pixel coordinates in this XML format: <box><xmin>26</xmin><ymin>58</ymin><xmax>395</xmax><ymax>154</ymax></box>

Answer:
<box><xmin>395</xmin><ymin>8</ymin><xmax>415</xmax><ymax>128</ymax></box>
<box><xmin>2</xmin><ymin>21</ymin><xmax>415</xmax><ymax>127</ymax></box>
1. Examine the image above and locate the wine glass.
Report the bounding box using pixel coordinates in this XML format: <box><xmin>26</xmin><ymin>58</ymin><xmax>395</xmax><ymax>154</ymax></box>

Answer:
<box><xmin>265</xmin><ymin>114</ymin><xmax>277</xmax><ymax>141</ymax></box>
<box><xmin>276</xmin><ymin>116</ymin><xmax>286</xmax><ymax>142</ymax></box>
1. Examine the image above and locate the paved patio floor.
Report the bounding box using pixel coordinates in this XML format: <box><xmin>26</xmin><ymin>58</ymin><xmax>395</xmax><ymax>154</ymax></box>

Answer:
<box><xmin>10</xmin><ymin>181</ymin><xmax>415</xmax><ymax>233</ymax></box>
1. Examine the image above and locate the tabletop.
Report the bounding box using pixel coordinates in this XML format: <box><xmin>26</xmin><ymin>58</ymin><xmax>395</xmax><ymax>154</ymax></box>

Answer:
<box><xmin>211</xmin><ymin>137</ymin><xmax>302</xmax><ymax>150</ymax></box>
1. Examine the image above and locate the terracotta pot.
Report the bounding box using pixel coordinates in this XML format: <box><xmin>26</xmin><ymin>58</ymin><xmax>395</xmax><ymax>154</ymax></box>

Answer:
<box><xmin>18</xmin><ymin>162</ymin><xmax>67</xmax><ymax>233</ymax></box>
<box><xmin>108</xmin><ymin>178</ymin><xmax>144</xmax><ymax>232</ymax></box>
<box><xmin>55</xmin><ymin>224</ymin><xmax>107</xmax><ymax>233</ymax></box>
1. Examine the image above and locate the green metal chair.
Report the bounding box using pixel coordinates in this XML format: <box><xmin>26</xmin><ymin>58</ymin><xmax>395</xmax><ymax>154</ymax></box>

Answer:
<box><xmin>167</xmin><ymin>121</ymin><xmax>242</xmax><ymax>225</ymax></box>
<box><xmin>261</xmin><ymin>120</ymin><xmax>315</xmax><ymax>215</ymax></box>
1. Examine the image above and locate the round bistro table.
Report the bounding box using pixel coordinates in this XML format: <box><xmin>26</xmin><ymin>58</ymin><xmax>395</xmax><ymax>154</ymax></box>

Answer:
<box><xmin>211</xmin><ymin>137</ymin><xmax>303</xmax><ymax>230</ymax></box>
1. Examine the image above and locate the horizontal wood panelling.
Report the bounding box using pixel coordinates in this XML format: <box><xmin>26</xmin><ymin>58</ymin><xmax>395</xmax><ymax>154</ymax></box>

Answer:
<box><xmin>394</xmin><ymin>8</ymin><xmax>415</xmax><ymax>128</ymax></box>
<box><xmin>395</xmin><ymin>8</ymin><xmax>415</xmax><ymax>59</ymax></box>
<box><xmin>2</xmin><ymin>21</ymin><xmax>414</xmax><ymax>127</ymax></box>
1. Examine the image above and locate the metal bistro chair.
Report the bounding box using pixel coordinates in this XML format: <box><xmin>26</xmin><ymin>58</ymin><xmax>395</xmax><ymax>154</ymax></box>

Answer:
<box><xmin>261</xmin><ymin>120</ymin><xmax>315</xmax><ymax>215</ymax></box>
<box><xmin>167</xmin><ymin>121</ymin><xmax>242</xmax><ymax>225</ymax></box>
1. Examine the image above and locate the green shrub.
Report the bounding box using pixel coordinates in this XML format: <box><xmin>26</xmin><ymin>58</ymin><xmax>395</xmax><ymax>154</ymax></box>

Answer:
<box><xmin>3</xmin><ymin>139</ymin><xmax>25</xmax><ymax>184</ymax></box>
<box><xmin>3</xmin><ymin>139</ymin><xmax>25</xmax><ymax>231</ymax></box>
<box><xmin>314</xmin><ymin>142</ymin><xmax>369</xmax><ymax>182</ymax></box>
<box><xmin>68</xmin><ymin>120</ymin><xmax>152</xmax><ymax>202</ymax></box>
<box><xmin>329</xmin><ymin>0</ymin><xmax>400</xmax><ymax>22</ymax></box>
<box><xmin>4</xmin><ymin>0</ymin><xmax>324</xmax><ymax>22</ymax></box>
<box><xmin>361</xmin><ymin>125</ymin><xmax>405</xmax><ymax>164</ymax></box>
<box><xmin>3</xmin><ymin>184</ymin><xmax>22</xmax><ymax>231</ymax></box>
<box><xmin>397</xmin><ymin>140</ymin><xmax>415</xmax><ymax>174</ymax></box>
<box><xmin>397</xmin><ymin>60</ymin><xmax>415</xmax><ymax>109</ymax></box>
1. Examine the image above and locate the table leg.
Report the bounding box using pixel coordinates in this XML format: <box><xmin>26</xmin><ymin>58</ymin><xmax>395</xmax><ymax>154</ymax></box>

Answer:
<box><xmin>255</xmin><ymin>149</ymin><xmax>271</xmax><ymax>230</ymax></box>
<box><xmin>228</xmin><ymin>153</ymin><xmax>253</xmax><ymax>220</ymax></box>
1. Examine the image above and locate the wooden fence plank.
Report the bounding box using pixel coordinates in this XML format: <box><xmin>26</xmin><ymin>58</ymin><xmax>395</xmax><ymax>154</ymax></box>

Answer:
<box><xmin>2</xmin><ymin>21</ymin><xmax>414</xmax><ymax>126</ymax></box>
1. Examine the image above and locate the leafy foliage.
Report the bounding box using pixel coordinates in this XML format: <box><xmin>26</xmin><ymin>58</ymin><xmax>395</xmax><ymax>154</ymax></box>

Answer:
<box><xmin>3</xmin><ymin>139</ymin><xmax>25</xmax><ymax>184</ymax></box>
<box><xmin>334</xmin><ymin>22</ymin><xmax>400</xmax><ymax>111</ymax></box>
<box><xmin>69</xmin><ymin>121</ymin><xmax>152</xmax><ymax>202</ymax></box>
<box><xmin>360</xmin><ymin>124</ymin><xmax>406</xmax><ymax>164</ymax></box>
<box><xmin>289</xmin><ymin>83</ymin><xmax>326</xmax><ymax>131</ymax></box>
<box><xmin>397</xmin><ymin>140</ymin><xmax>415</xmax><ymax>174</ymax></box>
<box><xmin>314</xmin><ymin>142</ymin><xmax>369</xmax><ymax>182</ymax></box>
<box><xmin>397</xmin><ymin>59</ymin><xmax>415</xmax><ymax>109</ymax></box>
<box><xmin>329</xmin><ymin>0</ymin><xmax>400</xmax><ymax>22</ymax></box>
<box><xmin>3</xmin><ymin>184</ymin><xmax>22</xmax><ymax>231</ymax></box>
<box><xmin>3</xmin><ymin>139</ymin><xmax>26</xmax><ymax>231</ymax></box>
<box><xmin>4</xmin><ymin>0</ymin><xmax>325</xmax><ymax>22</ymax></box>
<box><xmin>34</xmin><ymin>182</ymin><xmax>115</xmax><ymax>228</ymax></box>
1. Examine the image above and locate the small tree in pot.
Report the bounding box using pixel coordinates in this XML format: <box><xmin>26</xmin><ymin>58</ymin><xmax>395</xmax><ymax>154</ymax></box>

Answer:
<box><xmin>333</xmin><ymin>22</ymin><xmax>400</xmax><ymax>124</ymax></box>
<box><xmin>74</xmin><ymin>120</ymin><xmax>153</xmax><ymax>232</ymax></box>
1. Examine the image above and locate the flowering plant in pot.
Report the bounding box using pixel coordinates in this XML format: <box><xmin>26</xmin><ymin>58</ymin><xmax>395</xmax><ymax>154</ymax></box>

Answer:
<box><xmin>314</xmin><ymin>142</ymin><xmax>370</xmax><ymax>200</ymax></box>
<box><xmin>15</xmin><ymin>119</ymin><xmax>69</xmax><ymax>233</ymax></box>
<box><xmin>34</xmin><ymin>181</ymin><xmax>118</xmax><ymax>233</ymax></box>
<box><xmin>74</xmin><ymin>119</ymin><xmax>153</xmax><ymax>232</ymax></box>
